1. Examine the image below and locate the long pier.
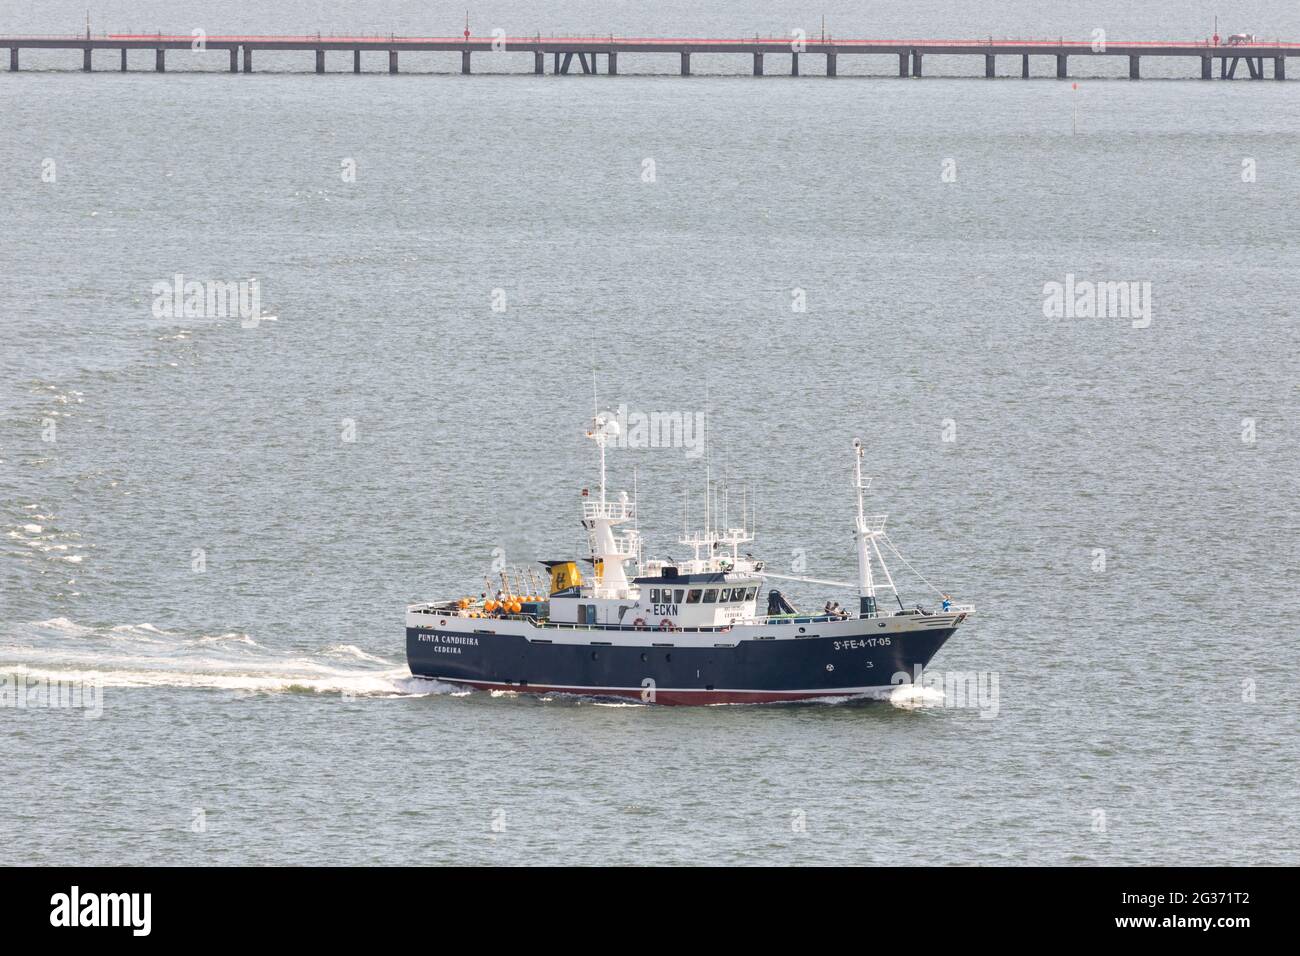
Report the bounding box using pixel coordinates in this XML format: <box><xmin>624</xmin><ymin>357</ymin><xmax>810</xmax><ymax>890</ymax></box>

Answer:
<box><xmin>3</xmin><ymin>34</ymin><xmax>1297</xmax><ymax>80</ymax></box>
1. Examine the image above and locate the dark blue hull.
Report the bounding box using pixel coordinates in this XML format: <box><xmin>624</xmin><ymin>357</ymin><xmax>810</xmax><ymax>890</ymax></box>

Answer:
<box><xmin>405</xmin><ymin>624</ymin><xmax>956</xmax><ymax>704</ymax></box>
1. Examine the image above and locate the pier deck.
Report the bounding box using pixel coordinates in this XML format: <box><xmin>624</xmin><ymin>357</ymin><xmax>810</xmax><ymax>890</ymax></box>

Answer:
<box><xmin>3</xmin><ymin>34</ymin><xmax>1296</xmax><ymax>80</ymax></box>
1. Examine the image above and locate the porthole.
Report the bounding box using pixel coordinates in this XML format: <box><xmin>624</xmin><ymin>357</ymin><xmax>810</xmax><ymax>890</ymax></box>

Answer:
<box><xmin>665</xmin><ymin>653</ymin><xmax>672</xmax><ymax>663</ymax></box>
<box><xmin>591</xmin><ymin>651</ymin><xmax>599</xmax><ymax>661</ymax></box>
<box><xmin>640</xmin><ymin>653</ymin><xmax>648</xmax><ymax>663</ymax></box>
<box><xmin>798</xmin><ymin>627</ymin><xmax>806</xmax><ymax>634</ymax></box>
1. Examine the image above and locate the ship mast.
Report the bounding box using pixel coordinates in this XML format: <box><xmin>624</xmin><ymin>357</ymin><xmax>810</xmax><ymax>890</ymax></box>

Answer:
<box><xmin>583</xmin><ymin>412</ymin><xmax>637</xmax><ymax>597</ymax></box>
<box><xmin>849</xmin><ymin>439</ymin><xmax>901</xmax><ymax>615</ymax></box>
<box><xmin>680</xmin><ymin>468</ymin><xmax>752</xmax><ymax>571</ymax></box>
<box><xmin>853</xmin><ymin>438</ymin><xmax>880</xmax><ymax>615</ymax></box>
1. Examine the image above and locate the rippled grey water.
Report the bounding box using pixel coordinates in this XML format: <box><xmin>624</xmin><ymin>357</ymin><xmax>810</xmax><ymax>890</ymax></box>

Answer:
<box><xmin>2</xmin><ymin>1</ymin><xmax>1298</xmax><ymax>865</ymax></box>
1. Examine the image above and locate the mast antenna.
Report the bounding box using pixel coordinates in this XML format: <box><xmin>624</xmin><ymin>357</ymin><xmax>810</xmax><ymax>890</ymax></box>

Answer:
<box><xmin>723</xmin><ymin>471</ymin><xmax>729</xmax><ymax>530</ymax></box>
<box><xmin>703</xmin><ymin>384</ymin><xmax>711</xmax><ymax>541</ymax></box>
<box><xmin>703</xmin><ymin>382</ymin><xmax>711</xmax><ymax>537</ymax></box>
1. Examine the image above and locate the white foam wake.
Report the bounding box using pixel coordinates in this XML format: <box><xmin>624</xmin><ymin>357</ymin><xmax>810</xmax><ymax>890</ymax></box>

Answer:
<box><xmin>1</xmin><ymin>618</ymin><xmax>450</xmax><ymax>700</ymax></box>
<box><xmin>2</xmin><ymin>662</ymin><xmax>450</xmax><ymax>698</ymax></box>
<box><xmin>887</xmin><ymin>683</ymin><xmax>948</xmax><ymax>710</ymax></box>
<box><xmin>322</xmin><ymin>643</ymin><xmax>391</xmax><ymax>664</ymax></box>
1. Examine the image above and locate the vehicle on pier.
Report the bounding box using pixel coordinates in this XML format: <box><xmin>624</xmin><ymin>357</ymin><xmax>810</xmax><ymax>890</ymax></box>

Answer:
<box><xmin>405</xmin><ymin>414</ymin><xmax>974</xmax><ymax>705</ymax></box>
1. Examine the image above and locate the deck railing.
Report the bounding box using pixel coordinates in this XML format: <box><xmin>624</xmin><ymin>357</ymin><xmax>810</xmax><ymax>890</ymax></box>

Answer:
<box><xmin>411</xmin><ymin>603</ymin><xmax>967</xmax><ymax>630</ymax></box>
<box><xmin>581</xmin><ymin>499</ymin><xmax>635</xmax><ymax>521</ymax></box>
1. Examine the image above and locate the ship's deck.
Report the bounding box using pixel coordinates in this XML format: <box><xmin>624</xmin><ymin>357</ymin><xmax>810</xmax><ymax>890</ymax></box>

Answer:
<box><xmin>408</xmin><ymin>602</ymin><xmax>970</xmax><ymax>633</ymax></box>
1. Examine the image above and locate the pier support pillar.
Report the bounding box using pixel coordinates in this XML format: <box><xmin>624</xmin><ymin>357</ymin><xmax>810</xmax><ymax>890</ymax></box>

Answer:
<box><xmin>1022</xmin><ymin>53</ymin><xmax>1029</xmax><ymax>77</ymax></box>
<box><xmin>242</xmin><ymin>46</ymin><xmax>252</xmax><ymax>72</ymax></box>
<box><xmin>83</xmin><ymin>48</ymin><xmax>91</xmax><ymax>72</ymax></box>
<box><xmin>985</xmin><ymin>53</ymin><xmax>995</xmax><ymax>77</ymax></box>
<box><xmin>534</xmin><ymin>51</ymin><xmax>543</xmax><ymax>74</ymax></box>
<box><xmin>910</xmin><ymin>51</ymin><xmax>922</xmax><ymax>76</ymax></box>
<box><xmin>462</xmin><ymin>50</ymin><xmax>471</xmax><ymax>74</ymax></box>
<box><xmin>9</xmin><ymin>48</ymin><xmax>17</xmax><ymax>72</ymax></box>
<box><xmin>389</xmin><ymin>50</ymin><xmax>398</xmax><ymax>73</ymax></box>
<box><xmin>791</xmin><ymin>52</ymin><xmax>799</xmax><ymax>75</ymax></box>
<box><xmin>123</xmin><ymin>48</ymin><xmax>129</xmax><ymax>71</ymax></box>
<box><xmin>1055</xmin><ymin>54</ymin><xmax>1067</xmax><ymax>78</ymax></box>
<box><xmin>1276</xmin><ymin>56</ymin><xmax>1286</xmax><ymax>80</ymax></box>
<box><xmin>1254</xmin><ymin>56</ymin><xmax>1264</xmax><ymax>79</ymax></box>
<box><xmin>354</xmin><ymin>49</ymin><xmax>360</xmax><ymax>73</ymax></box>
<box><xmin>826</xmin><ymin>52</ymin><xmax>837</xmax><ymax>76</ymax></box>
<box><xmin>1129</xmin><ymin>55</ymin><xmax>1139</xmax><ymax>79</ymax></box>
<box><xmin>898</xmin><ymin>52</ymin><xmax>909</xmax><ymax>76</ymax></box>
<box><xmin>608</xmin><ymin>51</ymin><xmax>617</xmax><ymax>75</ymax></box>
<box><xmin>753</xmin><ymin>51</ymin><xmax>763</xmax><ymax>75</ymax></box>
<box><xmin>155</xmin><ymin>49</ymin><xmax>165</xmax><ymax>72</ymax></box>
<box><xmin>1201</xmin><ymin>55</ymin><xmax>1211</xmax><ymax>79</ymax></box>
<box><xmin>315</xmin><ymin>49</ymin><xmax>324</xmax><ymax>73</ymax></box>
<box><xmin>229</xmin><ymin>48</ymin><xmax>238</xmax><ymax>72</ymax></box>
<box><xmin>681</xmin><ymin>51</ymin><xmax>690</xmax><ymax>75</ymax></box>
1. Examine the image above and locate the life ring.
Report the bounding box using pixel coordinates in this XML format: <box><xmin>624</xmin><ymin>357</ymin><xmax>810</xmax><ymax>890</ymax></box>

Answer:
<box><xmin>632</xmin><ymin>618</ymin><xmax>647</xmax><ymax>629</ymax></box>
<box><xmin>659</xmin><ymin>618</ymin><xmax>675</xmax><ymax>631</ymax></box>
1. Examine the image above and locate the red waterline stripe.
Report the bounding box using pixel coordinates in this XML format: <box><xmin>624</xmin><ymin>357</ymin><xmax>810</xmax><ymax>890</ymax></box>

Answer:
<box><xmin>440</xmin><ymin>678</ymin><xmax>882</xmax><ymax>706</ymax></box>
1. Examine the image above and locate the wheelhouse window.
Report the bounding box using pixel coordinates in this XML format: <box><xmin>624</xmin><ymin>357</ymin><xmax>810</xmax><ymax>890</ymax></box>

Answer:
<box><xmin>673</xmin><ymin>588</ymin><xmax>685</xmax><ymax>604</ymax></box>
<box><xmin>686</xmin><ymin>589</ymin><xmax>703</xmax><ymax>604</ymax></box>
<box><xmin>650</xmin><ymin>588</ymin><xmax>661</xmax><ymax>603</ymax></box>
<box><xmin>702</xmin><ymin>589</ymin><xmax>718</xmax><ymax>604</ymax></box>
<box><xmin>744</xmin><ymin>587</ymin><xmax>757</xmax><ymax>601</ymax></box>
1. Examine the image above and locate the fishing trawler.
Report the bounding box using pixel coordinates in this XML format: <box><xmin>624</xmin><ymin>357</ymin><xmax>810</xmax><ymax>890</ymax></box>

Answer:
<box><xmin>405</xmin><ymin>413</ymin><xmax>973</xmax><ymax>705</ymax></box>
